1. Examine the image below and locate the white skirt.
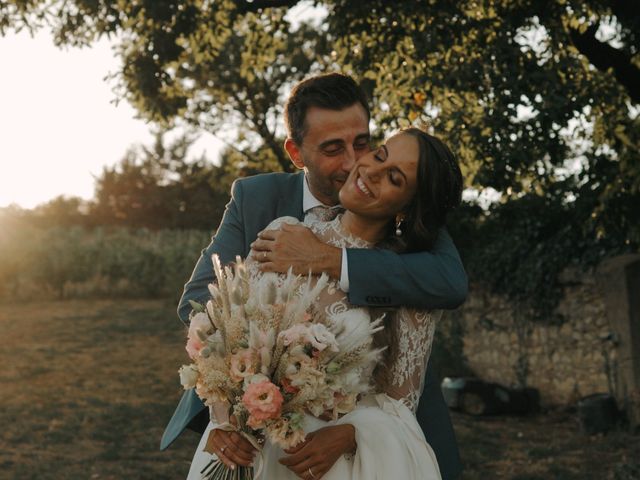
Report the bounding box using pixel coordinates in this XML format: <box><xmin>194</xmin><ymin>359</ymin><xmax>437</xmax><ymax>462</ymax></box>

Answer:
<box><xmin>187</xmin><ymin>394</ymin><xmax>441</xmax><ymax>480</ymax></box>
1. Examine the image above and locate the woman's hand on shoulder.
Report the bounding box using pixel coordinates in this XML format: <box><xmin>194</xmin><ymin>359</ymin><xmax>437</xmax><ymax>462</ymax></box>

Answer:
<box><xmin>279</xmin><ymin>424</ymin><xmax>356</xmax><ymax>479</ymax></box>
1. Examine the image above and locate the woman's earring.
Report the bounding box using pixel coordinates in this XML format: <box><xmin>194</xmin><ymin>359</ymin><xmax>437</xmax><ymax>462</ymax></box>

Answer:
<box><xmin>395</xmin><ymin>217</ymin><xmax>403</xmax><ymax>236</ymax></box>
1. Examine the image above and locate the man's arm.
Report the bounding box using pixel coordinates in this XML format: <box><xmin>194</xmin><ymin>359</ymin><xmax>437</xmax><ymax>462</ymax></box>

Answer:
<box><xmin>346</xmin><ymin>228</ymin><xmax>468</xmax><ymax>309</ymax></box>
<box><xmin>253</xmin><ymin>226</ymin><xmax>467</xmax><ymax>310</ymax></box>
<box><xmin>177</xmin><ymin>179</ymin><xmax>247</xmax><ymax>324</ymax></box>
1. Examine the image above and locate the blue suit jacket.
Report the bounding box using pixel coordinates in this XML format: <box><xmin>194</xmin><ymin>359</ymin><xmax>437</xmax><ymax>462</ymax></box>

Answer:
<box><xmin>161</xmin><ymin>172</ymin><xmax>466</xmax><ymax>480</ymax></box>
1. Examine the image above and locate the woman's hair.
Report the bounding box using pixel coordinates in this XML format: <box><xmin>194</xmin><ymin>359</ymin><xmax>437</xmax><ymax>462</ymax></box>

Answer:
<box><xmin>378</xmin><ymin>127</ymin><xmax>463</xmax><ymax>253</ymax></box>
<box><xmin>372</xmin><ymin>127</ymin><xmax>463</xmax><ymax>392</ymax></box>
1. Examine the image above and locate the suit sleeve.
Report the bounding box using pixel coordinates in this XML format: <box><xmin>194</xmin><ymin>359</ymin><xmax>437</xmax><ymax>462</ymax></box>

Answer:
<box><xmin>177</xmin><ymin>179</ymin><xmax>247</xmax><ymax>324</ymax></box>
<box><xmin>345</xmin><ymin>228</ymin><xmax>468</xmax><ymax>310</ymax></box>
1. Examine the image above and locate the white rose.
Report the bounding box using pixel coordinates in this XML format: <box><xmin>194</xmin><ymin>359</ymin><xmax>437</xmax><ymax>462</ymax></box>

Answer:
<box><xmin>179</xmin><ymin>364</ymin><xmax>199</xmax><ymax>390</ymax></box>
<box><xmin>308</xmin><ymin>323</ymin><xmax>339</xmax><ymax>352</ymax></box>
<box><xmin>189</xmin><ymin>312</ymin><xmax>212</xmax><ymax>339</ymax></box>
<box><xmin>243</xmin><ymin>373</ymin><xmax>270</xmax><ymax>388</ymax></box>
<box><xmin>331</xmin><ymin>309</ymin><xmax>374</xmax><ymax>351</ymax></box>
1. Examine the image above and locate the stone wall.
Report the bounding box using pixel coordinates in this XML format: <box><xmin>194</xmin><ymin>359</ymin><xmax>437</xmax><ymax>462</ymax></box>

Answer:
<box><xmin>457</xmin><ymin>267</ymin><xmax>619</xmax><ymax>406</ymax></box>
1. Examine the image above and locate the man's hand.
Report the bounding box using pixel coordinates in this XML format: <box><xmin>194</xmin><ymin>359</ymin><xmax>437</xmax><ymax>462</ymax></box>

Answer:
<box><xmin>278</xmin><ymin>424</ymin><xmax>356</xmax><ymax>479</ymax></box>
<box><xmin>251</xmin><ymin>223</ymin><xmax>342</xmax><ymax>279</ymax></box>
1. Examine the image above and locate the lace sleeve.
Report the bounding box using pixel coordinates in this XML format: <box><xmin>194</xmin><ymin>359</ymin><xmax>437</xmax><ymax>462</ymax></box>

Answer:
<box><xmin>385</xmin><ymin>309</ymin><xmax>442</xmax><ymax>413</ymax></box>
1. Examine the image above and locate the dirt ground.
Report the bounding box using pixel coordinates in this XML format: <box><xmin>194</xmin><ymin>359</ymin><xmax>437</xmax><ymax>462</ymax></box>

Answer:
<box><xmin>0</xmin><ymin>299</ymin><xmax>637</xmax><ymax>479</ymax></box>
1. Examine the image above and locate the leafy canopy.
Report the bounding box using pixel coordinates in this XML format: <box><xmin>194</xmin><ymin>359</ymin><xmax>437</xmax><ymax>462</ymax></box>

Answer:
<box><xmin>3</xmin><ymin>0</ymin><xmax>638</xmax><ymax>318</ymax></box>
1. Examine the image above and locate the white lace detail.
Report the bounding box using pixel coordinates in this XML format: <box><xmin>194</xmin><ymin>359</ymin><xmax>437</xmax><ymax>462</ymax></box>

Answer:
<box><xmin>387</xmin><ymin>309</ymin><xmax>441</xmax><ymax>412</ymax></box>
<box><xmin>248</xmin><ymin>215</ymin><xmax>440</xmax><ymax>414</ymax></box>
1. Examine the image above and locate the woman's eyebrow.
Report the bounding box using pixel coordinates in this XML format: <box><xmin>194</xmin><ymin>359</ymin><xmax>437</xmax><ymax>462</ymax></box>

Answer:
<box><xmin>383</xmin><ymin>144</ymin><xmax>409</xmax><ymax>182</ymax></box>
<box><xmin>380</xmin><ymin>144</ymin><xmax>389</xmax><ymax>159</ymax></box>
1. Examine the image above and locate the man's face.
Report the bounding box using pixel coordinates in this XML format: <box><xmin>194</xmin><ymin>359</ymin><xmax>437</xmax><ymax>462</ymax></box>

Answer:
<box><xmin>286</xmin><ymin>103</ymin><xmax>370</xmax><ymax>206</ymax></box>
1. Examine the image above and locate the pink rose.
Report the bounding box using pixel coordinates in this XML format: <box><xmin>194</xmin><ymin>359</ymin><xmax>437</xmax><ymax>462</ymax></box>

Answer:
<box><xmin>242</xmin><ymin>379</ymin><xmax>284</xmax><ymax>429</ymax></box>
<box><xmin>280</xmin><ymin>377</ymin><xmax>300</xmax><ymax>394</ymax></box>
<box><xmin>229</xmin><ymin>349</ymin><xmax>256</xmax><ymax>382</ymax></box>
<box><xmin>186</xmin><ymin>312</ymin><xmax>211</xmax><ymax>359</ymax></box>
<box><xmin>185</xmin><ymin>337</ymin><xmax>202</xmax><ymax>360</ymax></box>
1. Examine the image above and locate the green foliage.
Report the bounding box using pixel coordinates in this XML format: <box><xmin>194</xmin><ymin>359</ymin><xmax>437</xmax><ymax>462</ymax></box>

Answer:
<box><xmin>449</xmin><ymin>184</ymin><xmax>640</xmax><ymax>321</ymax></box>
<box><xmin>88</xmin><ymin>129</ymin><xmax>232</xmax><ymax>230</ymax></box>
<box><xmin>3</xmin><ymin>0</ymin><xmax>638</xmax><ymax>319</ymax></box>
<box><xmin>326</xmin><ymin>1</ymin><xmax>638</xmax><ymax>188</ymax></box>
<box><xmin>29</xmin><ymin>196</ymin><xmax>92</xmax><ymax>228</ymax></box>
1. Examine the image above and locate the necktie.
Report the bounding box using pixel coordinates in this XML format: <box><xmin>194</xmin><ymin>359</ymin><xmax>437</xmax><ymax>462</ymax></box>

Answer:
<box><xmin>306</xmin><ymin>205</ymin><xmax>343</xmax><ymax>222</ymax></box>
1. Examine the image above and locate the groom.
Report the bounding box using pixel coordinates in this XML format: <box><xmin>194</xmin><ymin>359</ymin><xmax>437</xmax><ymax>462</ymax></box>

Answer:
<box><xmin>162</xmin><ymin>73</ymin><xmax>467</xmax><ymax>480</ymax></box>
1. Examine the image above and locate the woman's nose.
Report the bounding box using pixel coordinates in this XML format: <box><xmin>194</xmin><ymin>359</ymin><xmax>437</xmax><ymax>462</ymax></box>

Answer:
<box><xmin>365</xmin><ymin>162</ymin><xmax>384</xmax><ymax>182</ymax></box>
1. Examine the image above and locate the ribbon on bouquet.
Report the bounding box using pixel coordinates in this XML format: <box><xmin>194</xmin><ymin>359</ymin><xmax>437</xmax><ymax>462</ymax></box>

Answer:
<box><xmin>213</xmin><ymin>421</ymin><xmax>265</xmax><ymax>479</ymax></box>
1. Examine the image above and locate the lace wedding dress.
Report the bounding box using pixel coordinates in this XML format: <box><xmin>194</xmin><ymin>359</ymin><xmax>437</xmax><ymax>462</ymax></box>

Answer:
<box><xmin>187</xmin><ymin>215</ymin><xmax>442</xmax><ymax>480</ymax></box>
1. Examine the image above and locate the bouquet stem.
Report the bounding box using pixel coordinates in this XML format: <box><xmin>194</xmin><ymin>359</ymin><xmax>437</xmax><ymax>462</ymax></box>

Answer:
<box><xmin>200</xmin><ymin>458</ymin><xmax>253</xmax><ymax>480</ymax></box>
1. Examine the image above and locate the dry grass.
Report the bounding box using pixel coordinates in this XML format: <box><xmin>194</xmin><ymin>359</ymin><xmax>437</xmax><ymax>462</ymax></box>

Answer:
<box><xmin>0</xmin><ymin>299</ymin><xmax>637</xmax><ymax>479</ymax></box>
<box><xmin>0</xmin><ymin>299</ymin><xmax>199</xmax><ymax>479</ymax></box>
<box><xmin>452</xmin><ymin>410</ymin><xmax>638</xmax><ymax>479</ymax></box>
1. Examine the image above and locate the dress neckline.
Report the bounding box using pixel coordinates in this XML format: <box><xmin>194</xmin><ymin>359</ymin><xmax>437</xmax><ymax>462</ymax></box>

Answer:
<box><xmin>331</xmin><ymin>214</ymin><xmax>374</xmax><ymax>249</ymax></box>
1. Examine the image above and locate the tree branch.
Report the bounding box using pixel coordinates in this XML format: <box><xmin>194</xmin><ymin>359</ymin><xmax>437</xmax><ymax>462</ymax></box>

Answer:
<box><xmin>569</xmin><ymin>23</ymin><xmax>640</xmax><ymax>103</ymax></box>
<box><xmin>236</xmin><ymin>0</ymin><xmax>301</xmax><ymax>13</ymax></box>
<box><xmin>228</xmin><ymin>88</ymin><xmax>292</xmax><ymax>172</ymax></box>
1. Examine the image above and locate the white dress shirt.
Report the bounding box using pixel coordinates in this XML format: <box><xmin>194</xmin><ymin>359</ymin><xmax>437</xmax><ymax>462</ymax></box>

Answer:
<box><xmin>301</xmin><ymin>176</ymin><xmax>350</xmax><ymax>292</ymax></box>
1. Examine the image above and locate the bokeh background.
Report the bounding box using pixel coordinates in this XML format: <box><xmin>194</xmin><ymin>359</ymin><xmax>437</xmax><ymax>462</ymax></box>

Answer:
<box><xmin>1</xmin><ymin>1</ymin><xmax>638</xmax><ymax>479</ymax></box>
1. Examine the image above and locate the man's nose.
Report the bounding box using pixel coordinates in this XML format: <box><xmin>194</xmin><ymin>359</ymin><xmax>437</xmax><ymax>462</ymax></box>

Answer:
<box><xmin>341</xmin><ymin>146</ymin><xmax>356</xmax><ymax>172</ymax></box>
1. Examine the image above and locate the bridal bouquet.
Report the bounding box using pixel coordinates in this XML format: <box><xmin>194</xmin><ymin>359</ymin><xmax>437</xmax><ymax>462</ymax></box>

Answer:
<box><xmin>179</xmin><ymin>255</ymin><xmax>383</xmax><ymax>480</ymax></box>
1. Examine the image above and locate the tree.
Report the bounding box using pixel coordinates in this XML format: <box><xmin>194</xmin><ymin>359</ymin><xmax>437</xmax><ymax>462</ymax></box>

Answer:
<box><xmin>1</xmin><ymin>0</ymin><xmax>321</xmax><ymax>172</ymax></box>
<box><xmin>4</xmin><ymin>0</ymin><xmax>638</xmax><ymax>316</ymax></box>
<box><xmin>30</xmin><ymin>195</ymin><xmax>90</xmax><ymax>227</ymax></box>
<box><xmin>90</xmin><ymin>130</ymin><xmax>232</xmax><ymax>230</ymax></box>
<box><xmin>319</xmin><ymin>1</ymin><xmax>640</xmax><ymax>316</ymax></box>
<box><xmin>3</xmin><ymin>0</ymin><xmax>637</xmax><ymax>199</ymax></box>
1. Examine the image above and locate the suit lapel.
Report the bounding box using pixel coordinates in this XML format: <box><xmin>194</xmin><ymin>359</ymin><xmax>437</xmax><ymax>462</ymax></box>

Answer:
<box><xmin>276</xmin><ymin>172</ymin><xmax>305</xmax><ymax>221</ymax></box>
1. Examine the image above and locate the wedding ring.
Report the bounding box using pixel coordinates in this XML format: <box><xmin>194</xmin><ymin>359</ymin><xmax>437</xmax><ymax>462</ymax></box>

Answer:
<box><xmin>308</xmin><ymin>467</ymin><xmax>315</xmax><ymax>478</ymax></box>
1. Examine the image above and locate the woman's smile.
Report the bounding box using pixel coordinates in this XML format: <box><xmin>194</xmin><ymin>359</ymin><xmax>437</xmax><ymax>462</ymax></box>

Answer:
<box><xmin>340</xmin><ymin>132</ymin><xmax>419</xmax><ymax>223</ymax></box>
<box><xmin>354</xmin><ymin>173</ymin><xmax>374</xmax><ymax>198</ymax></box>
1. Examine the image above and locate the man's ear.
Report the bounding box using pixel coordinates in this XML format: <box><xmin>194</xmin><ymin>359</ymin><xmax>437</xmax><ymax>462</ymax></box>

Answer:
<box><xmin>284</xmin><ymin>138</ymin><xmax>305</xmax><ymax>170</ymax></box>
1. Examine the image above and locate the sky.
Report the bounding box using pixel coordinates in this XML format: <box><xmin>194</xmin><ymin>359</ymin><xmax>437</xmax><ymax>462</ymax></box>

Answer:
<box><xmin>0</xmin><ymin>2</ymin><xmax>329</xmax><ymax>210</ymax></box>
<box><xmin>0</xmin><ymin>30</ymin><xmax>224</xmax><ymax>209</ymax></box>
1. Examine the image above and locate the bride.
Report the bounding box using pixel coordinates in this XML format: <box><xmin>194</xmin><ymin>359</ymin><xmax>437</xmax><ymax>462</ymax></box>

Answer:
<box><xmin>187</xmin><ymin>127</ymin><xmax>463</xmax><ymax>480</ymax></box>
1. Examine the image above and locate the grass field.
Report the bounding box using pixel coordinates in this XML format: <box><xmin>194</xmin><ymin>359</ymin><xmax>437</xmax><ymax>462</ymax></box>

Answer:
<box><xmin>0</xmin><ymin>300</ymin><xmax>637</xmax><ymax>479</ymax></box>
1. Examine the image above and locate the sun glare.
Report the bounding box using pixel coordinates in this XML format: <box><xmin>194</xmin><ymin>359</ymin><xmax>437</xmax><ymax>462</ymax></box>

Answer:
<box><xmin>0</xmin><ymin>31</ymin><xmax>222</xmax><ymax>210</ymax></box>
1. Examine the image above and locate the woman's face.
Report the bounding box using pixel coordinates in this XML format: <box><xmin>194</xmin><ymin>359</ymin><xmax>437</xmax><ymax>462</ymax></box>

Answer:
<box><xmin>339</xmin><ymin>132</ymin><xmax>419</xmax><ymax>220</ymax></box>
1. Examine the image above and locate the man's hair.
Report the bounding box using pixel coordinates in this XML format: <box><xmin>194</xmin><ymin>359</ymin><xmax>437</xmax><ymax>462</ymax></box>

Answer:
<box><xmin>284</xmin><ymin>73</ymin><xmax>370</xmax><ymax>145</ymax></box>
